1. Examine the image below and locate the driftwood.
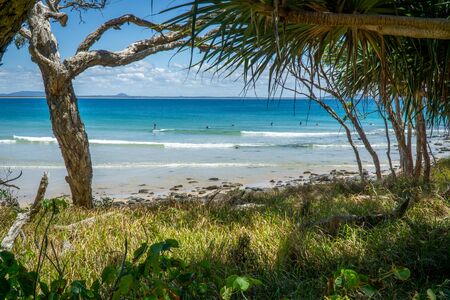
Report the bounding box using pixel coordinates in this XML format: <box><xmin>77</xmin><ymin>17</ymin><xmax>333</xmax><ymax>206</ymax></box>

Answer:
<box><xmin>307</xmin><ymin>194</ymin><xmax>413</xmax><ymax>233</ymax></box>
<box><xmin>54</xmin><ymin>212</ymin><xmax>116</xmax><ymax>231</ymax></box>
<box><xmin>1</xmin><ymin>173</ymin><xmax>48</xmax><ymax>251</ymax></box>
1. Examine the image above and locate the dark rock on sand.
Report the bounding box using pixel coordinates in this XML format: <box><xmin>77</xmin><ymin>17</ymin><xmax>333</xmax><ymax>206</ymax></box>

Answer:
<box><xmin>205</xmin><ymin>185</ymin><xmax>219</xmax><ymax>190</ymax></box>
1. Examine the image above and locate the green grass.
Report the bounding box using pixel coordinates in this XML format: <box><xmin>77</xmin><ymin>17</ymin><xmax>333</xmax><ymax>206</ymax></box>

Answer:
<box><xmin>1</xmin><ymin>160</ymin><xmax>450</xmax><ymax>299</ymax></box>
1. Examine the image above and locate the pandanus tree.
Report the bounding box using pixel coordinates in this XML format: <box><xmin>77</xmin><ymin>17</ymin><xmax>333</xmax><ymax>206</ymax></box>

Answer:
<box><xmin>168</xmin><ymin>0</ymin><xmax>450</xmax><ymax>179</ymax></box>
<box><xmin>19</xmin><ymin>0</ymin><xmax>201</xmax><ymax>207</ymax></box>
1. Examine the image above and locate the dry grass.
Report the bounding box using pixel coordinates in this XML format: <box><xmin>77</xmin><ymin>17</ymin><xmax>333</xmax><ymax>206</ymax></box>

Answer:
<box><xmin>1</xmin><ymin>159</ymin><xmax>450</xmax><ymax>299</ymax></box>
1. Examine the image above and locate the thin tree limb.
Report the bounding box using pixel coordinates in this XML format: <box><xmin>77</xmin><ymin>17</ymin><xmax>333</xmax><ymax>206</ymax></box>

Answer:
<box><xmin>1</xmin><ymin>173</ymin><xmax>49</xmax><ymax>251</ymax></box>
<box><xmin>53</xmin><ymin>211</ymin><xmax>115</xmax><ymax>230</ymax></box>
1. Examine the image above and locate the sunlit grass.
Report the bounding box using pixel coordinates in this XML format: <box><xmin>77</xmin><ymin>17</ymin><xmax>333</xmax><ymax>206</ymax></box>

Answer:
<box><xmin>1</xmin><ymin>161</ymin><xmax>450</xmax><ymax>299</ymax></box>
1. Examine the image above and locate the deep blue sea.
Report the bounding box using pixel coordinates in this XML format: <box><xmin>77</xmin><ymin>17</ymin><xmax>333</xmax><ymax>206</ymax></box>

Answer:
<box><xmin>0</xmin><ymin>98</ymin><xmax>398</xmax><ymax>200</ymax></box>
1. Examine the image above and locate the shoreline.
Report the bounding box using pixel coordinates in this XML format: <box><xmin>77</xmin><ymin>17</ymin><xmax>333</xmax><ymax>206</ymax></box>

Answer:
<box><xmin>5</xmin><ymin>137</ymin><xmax>450</xmax><ymax>206</ymax></box>
<box><xmin>5</xmin><ymin>162</ymin><xmax>392</xmax><ymax>207</ymax></box>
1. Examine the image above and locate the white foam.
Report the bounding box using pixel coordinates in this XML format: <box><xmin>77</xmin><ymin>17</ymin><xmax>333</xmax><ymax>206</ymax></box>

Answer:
<box><xmin>2</xmin><ymin>162</ymin><xmax>276</xmax><ymax>169</ymax></box>
<box><xmin>10</xmin><ymin>136</ymin><xmax>265</xmax><ymax>149</ymax></box>
<box><xmin>0</xmin><ymin>139</ymin><xmax>16</xmax><ymax>144</ymax></box>
<box><xmin>162</xmin><ymin>142</ymin><xmax>262</xmax><ymax>149</ymax></box>
<box><xmin>314</xmin><ymin>143</ymin><xmax>389</xmax><ymax>149</ymax></box>
<box><xmin>241</xmin><ymin>131</ymin><xmax>338</xmax><ymax>138</ymax></box>
<box><xmin>13</xmin><ymin>135</ymin><xmax>56</xmax><ymax>143</ymax></box>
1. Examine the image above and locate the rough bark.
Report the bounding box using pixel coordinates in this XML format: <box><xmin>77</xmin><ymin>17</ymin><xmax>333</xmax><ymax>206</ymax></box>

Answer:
<box><xmin>46</xmin><ymin>84</ymin><xmax>94</xmax><ymax>208</ymax></box>
<box><xmin>1</xmin><ymin>173</ymin><xmax>48</xmax><ymax>251</ymax></box>
<box><xmin>0</xmin><ymin>0</ymin><xmax>35</xmax><ymax>62</ymax></box>
<box><xmin>22</xmin><ymin>1</ymin><xmax>206</xmax><ymax>207</ymax></box>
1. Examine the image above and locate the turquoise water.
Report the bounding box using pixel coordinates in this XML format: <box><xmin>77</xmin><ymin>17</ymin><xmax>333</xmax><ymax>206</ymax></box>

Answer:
<box><xmin>0</xmin><ymin>98</ymin><xmax>394</xmax><ymax>199</ymax></box>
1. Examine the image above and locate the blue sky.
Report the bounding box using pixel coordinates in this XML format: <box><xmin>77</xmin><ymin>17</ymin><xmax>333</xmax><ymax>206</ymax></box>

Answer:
<box><xmin>0</xmin><ymin>0</ymin><xmax>286</xmax><ymax>97</ymax></box>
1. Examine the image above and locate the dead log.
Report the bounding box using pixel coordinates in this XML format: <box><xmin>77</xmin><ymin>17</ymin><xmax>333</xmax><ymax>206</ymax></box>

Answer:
<box><xmin>54</xmin><ymin>212</ymin><xmax>116</xmax><ymax>231</ymax></box>
<box><xmin>307</xmin><ymin>194</ymin><xmax>413</xmax><ymax>233</ymax></box>
<box><xmin>1</xmin><ymin>173</ymin><xmax>48</xmax><ymax>251</ymax></box>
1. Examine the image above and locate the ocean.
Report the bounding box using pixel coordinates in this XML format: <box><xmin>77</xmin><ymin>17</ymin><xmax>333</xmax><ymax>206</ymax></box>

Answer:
<box><xmin>0</xmin><ymin>97</ymin><xmax>428</xmax><ymax>201</ymax></box>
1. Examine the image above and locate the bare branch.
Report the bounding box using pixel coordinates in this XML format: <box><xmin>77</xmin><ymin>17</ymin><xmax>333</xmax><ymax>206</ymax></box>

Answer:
<box><xmin>0</xmin><ymin>171</ymin><xmax>22</xmax><ymax>190</ymax></box>
<box><xmin>19</xmin><ymin>27</ymin><xmax>32</xmax><ymax>40</ymax></box>
<box><xmin>58</xmin><ymin>0</ymin><xmax>107</xmax><ymax>11</ymax></box>
<box><xmin>66</xmin><ymin>30</ymin><xmax>189</xmax><ymax>77</ymax></box>
<box><xmin>44</xmin><ymin>11</ymin><xmax>68</xmax><ymax>26</ymax></box>
<box><xmin>76</xmin><ymin>14</ymin><xmax>183</xmax><ymax>53</ymax></box>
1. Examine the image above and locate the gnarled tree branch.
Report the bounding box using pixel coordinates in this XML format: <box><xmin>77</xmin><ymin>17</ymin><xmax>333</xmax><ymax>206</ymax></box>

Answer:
<box><xmin>76</xmin><ymin>14</ymin><xmax>184</xmax><ymax>53</ymax></box>
<box><xmin>66</xmin><ymin>30</ymin><xmax>189</xmax><ymax>77</ymax></box>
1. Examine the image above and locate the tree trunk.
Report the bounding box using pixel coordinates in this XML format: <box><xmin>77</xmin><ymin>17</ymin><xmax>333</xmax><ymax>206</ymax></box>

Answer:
<box><xmin>44</xmin><ymin>78</ymin><xmax>94</xmax><ymax>208</ymax></box>
<box><xmin>351</xmin><ymin>116</ymin><xmax>382</xmax><ymax>179</ymax></box>
<box><xmin>27</xmin><ymin>2</ymin><xmax>94</xmax><ymax>208</ymax></box>
<box><xmin>377</xmin><ymin>102</ymin><xmax>396</xmax><ymax>178</ymax></box>
<box><xmin>0</xmin><ymin>0</ymin><xmax>35</xmax><ymax>62</ymax></box>
<box><xmin>316</xmin><ymin>101</ymin><xmax>365</xmax><ymax>179</ymax></box>
<box><xmin>341</xmin><ymin>103</ymin><xmax>382</xmax><ymax>179</ymax></box>
<box><xmin>417</xmin><ymin>111</ymin><xmax>431</xmax><ymax>183</ymax></box>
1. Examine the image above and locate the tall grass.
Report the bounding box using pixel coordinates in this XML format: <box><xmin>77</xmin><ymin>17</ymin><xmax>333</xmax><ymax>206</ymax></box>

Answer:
<box><xmin>1</xmin><ymin>159</ymin><xmax>450</xmax><ymax>299</ymax></box>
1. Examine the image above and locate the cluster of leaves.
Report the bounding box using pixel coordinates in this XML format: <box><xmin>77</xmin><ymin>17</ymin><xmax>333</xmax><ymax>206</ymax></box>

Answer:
<box><xmin>327</xmin><ymin>266</ymin><xmax>411</xmax><ymax>299</ymax></box>
<box><xmin>220</xmin><ymin>275</ymin><xmax>261</xmax><ymax>300</ymax></box>
<box><xmin>0</xmin><ymin>238</ymin><xmax>261</xmax><ymax>299</ymax></box>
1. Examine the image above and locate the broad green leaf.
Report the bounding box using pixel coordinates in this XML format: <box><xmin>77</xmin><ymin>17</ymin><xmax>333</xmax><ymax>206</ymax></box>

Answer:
<box><xmin>40</xmin><ymin>282</ymin><xmax>50</xmax><ymax>295</ymax></box>
<box><xmin>361</xmin><ymin>284</ymin><xmax>377</xmax><ymax>298</ymax></box>
<box><xmin>427</xmin><ymin>288</ymin><xmax>437</xmax><ymax>300</ymax></box>
<box><xmin>162</xmin><ymin>239</ymin><xmax>180</xmax><ymax>251</ymax></box>
<box><xmin>233</xmin><ymin>276</ymin><xmax>250</xmax><ymax>291</ymax></box>
<box><xmin>101</xmin><ymin>266</ymin><xmax>116</xmax><ymax>285</ymax></box>
<box><xmin>118</xmin><ymin>274</ymin><xmax>133</xmax><ymax>294</ymax></box>
<box><xmin>225</xmin><ymin>275</ymin><xmax>238</xmax><ymax>288</ymax></box>
<box><xmin>133</xmin><ymin>242</ymin><xmax>148</xmax><ymax>262</ymax></box>
<box><xmin>150</xmin><ymin>242</ymin><xmax>165</xmax><ymax>255</ymax></box>
<box><xmin>393</xmin><ymin>267</ymin><xmax>411</xmax><ymax>281</ymax></box>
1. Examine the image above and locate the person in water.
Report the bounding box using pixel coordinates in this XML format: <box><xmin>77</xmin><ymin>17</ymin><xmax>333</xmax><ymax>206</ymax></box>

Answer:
<box><xmin>270</xmin><ymin>122</ymin><xmax>273</xmax><ymax>126</ymax></box>
<box><xmin>153</xmin><ymin>123</ymin><xmax>157</xmax><ymax>130</ymax></box>
<box><xmin>206</xmin><ymin>125</ymin><xmax>209</xmax><ymax>129</ymax></box>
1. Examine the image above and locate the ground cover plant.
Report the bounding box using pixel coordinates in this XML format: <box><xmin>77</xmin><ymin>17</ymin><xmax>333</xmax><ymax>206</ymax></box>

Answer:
<box><xmin>1</xmin><ymin>159</ymin><xmax>449</xmax><ymax>299</ymax></box>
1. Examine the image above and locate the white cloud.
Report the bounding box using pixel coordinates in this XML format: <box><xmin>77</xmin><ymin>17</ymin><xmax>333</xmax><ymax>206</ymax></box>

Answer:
<box><xmin>0</xmin><ymin>59</ymin><xmax>299</xmax><ymax>97</ymax></box>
